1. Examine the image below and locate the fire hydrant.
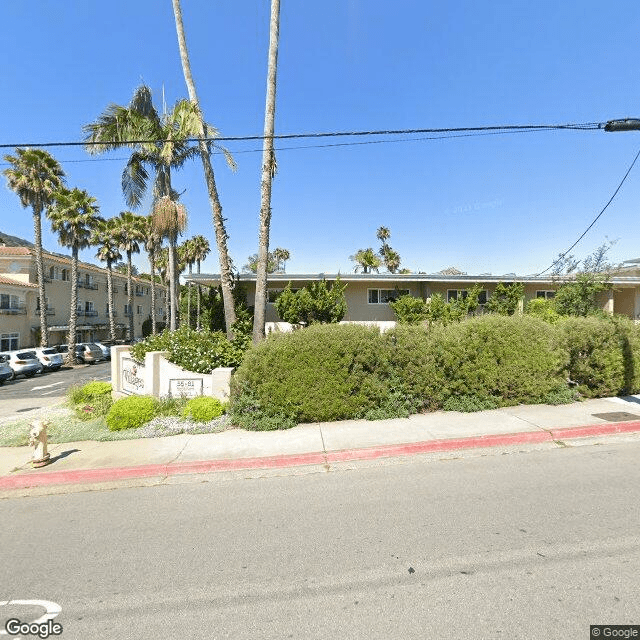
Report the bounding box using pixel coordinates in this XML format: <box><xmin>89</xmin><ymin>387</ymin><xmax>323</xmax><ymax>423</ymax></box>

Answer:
<box><xmin>28</xmin><ymin>420</ymin><xmax>51</xmax><ymax>468</ymax></box>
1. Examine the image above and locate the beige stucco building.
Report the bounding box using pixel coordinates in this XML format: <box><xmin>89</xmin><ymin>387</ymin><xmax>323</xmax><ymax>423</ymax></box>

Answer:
<box><xmin>189</xmin><ymin>267</ymin><xmax>640</xmax><ymax>325</ymax></box>
<box><xmin>0</xmin><ymin>246</ymin><xmax>167</xmax><ymax>350</ymax></box>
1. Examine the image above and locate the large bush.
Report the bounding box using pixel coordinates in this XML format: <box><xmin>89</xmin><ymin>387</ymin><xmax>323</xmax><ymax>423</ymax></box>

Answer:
<box><xmin>389</xmin><ymin>315</ymin><xmax>567</xmax><ymax>410</ymax></box>
<box><xmin>559</xmin><ymin>315</ymin><xmax>640</xmax><ymax>397</ymax></box>
<box><xmin>274</xmin><ymin>277</ymin><xmax>347</xmax><ymax>325</ymax></box>
<box><xmin>129</xmin><ymin>325</ymin><xmax>243</xmax><ymax>373</ymax></box>
<box><xmin>106</xmin><ymin>395</ymin><xmax>155</xmax><ymax>430</ymax></box>
<box><xmin>181</xmin><ymin>396</ymin><xmax>226</xmax><ymax>422</ymax></box>
<box><xmin>230</xmin><ymin>323</ymin><xmax>411</xmax><ymax>427</ymax></box>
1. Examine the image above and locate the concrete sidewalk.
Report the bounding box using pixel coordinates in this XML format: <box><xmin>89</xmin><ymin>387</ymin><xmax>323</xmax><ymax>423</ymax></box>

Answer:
<box><xmin>2</xmin><ymin>394</ymin><xmax>640</xmax><ymax>492</ymax></box>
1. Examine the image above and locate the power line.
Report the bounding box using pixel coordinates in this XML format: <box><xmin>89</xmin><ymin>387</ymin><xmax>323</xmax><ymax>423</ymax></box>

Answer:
<box><xmin>536</xmin><ymin>147</ymin><xmax>640</xmax><ymax>276</ymax></box>
<box><xmin>0</xmin><ymin>126</ymin><xmax>602</xmax><ymax>167</ymax></box>
<box><xmin>0</xmin><ymin>121</ymin><xmax>604</xmax><ymax>150</ymax></box>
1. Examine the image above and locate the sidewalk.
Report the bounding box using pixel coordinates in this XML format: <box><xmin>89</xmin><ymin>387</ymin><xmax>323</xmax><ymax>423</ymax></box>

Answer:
<box><xmin>2</xmin><ymin>395</ymin><xmax>640</xmax><ymax>493</ymax></box>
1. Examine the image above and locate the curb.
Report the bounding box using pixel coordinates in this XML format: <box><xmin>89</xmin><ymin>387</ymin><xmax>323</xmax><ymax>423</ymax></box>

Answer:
<box><xmin>2</xmin><ymin>420</ymin><xmax>640</xmax><ymax>491</ymax></box>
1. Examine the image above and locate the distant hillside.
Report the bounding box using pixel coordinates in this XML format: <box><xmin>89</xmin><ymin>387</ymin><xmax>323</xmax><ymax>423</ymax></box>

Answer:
<box><xmin>0</xmin><ymin>231</ymin><xmax>33</xmax><ymax>248</ymax></box>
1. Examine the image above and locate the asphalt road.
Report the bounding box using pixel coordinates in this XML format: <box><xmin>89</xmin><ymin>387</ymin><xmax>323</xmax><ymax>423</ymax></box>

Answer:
<box><xmin>0</xmin><ymin>361</ymin><xmax>111</xmax><ymax>420</ymax></box>
<box><xmin>1</xmin><ymin>440</ymin><xmax>638</xmax><ymax>639</ymax></box>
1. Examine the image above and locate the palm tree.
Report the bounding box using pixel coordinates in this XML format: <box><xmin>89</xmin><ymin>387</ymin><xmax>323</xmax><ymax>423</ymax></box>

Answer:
<box><xmin>190</xmin><ymin>235</ymin><xmax>210</xmax><ymax>330</ymax></box>
<box><xmin>376</xmin><ymin>226</ymin><xmax>401</xmax><ymax>273</ymax></box>
<box><xmin>376</xmin><ymin>226</ymin><xmax>391</xmax><ymax>250</ymax></box>
<box><xmin>350</xmin><ymin>248</ymin><xmax>382</xmax><ymax>273</ymax></box>
<box><xmin>152</xmin><ymin>196</ymin><xmax>187</xmax><ymax>330</ymax></box>
<box><xmin>48</xmin><ymin>188</ymin><xmax>103</xmax><ymax>364</ymax></box>
<box><xmin>171</xmin><ymin>0</ymin><xmax>238</xmax><ymax>339</ymax></box>
<box><xmin>253</xmin><ymin>0</ymin><xmax>282</xmax><ymax>344</ymax></box>
<box><xmin>84</xmin><ymin>84</ymin><xmax>234</xmax><ymax>333</ymax></box>
<box><xmin>3</xmin><ymin>148</ymin><xmax>65</xmax><ymax>346</ymax></box>
<box><xmin>141</xmin><ymin>217</ymin><xmax>163</xmax><ymax>335</ymax></box>
<box><xmin>92</xmin><ymin>217</ymin><xmax>122</xmax><ymax>344</ymax></box>
<box><xmin>111</xmin><ymin>211</ymin><xmax>146</xmax><ymax>342</ymax></box>
<box><xmin>272</xmin><ymin>247</ymin><xmax>290</xmax><ymax>273</ymax></box>
<box><xmin>180</xmin><ymin>237</ymin><xmax>197</xmax><ymax>328</ymax></box>
<box><xmin>155</xmin><ymin>247</ymin><xmax>170</xmax><ymax>328</ymax></box>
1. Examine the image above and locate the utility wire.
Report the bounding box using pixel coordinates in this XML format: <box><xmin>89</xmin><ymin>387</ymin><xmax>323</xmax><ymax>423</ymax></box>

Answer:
<box><xmin>536</xmin><ymin>147</ymin><xmax>640</xmax><ymax>276</ymax></box>
<box><xmin>0</xmin><ymin>121</ymin><xmax>604</xmax><ymax>150</ymax></box>
<box><xmin>0</xmin><ymin>127</ymin><xmax>601</xmax><ymax>167</ymax></box>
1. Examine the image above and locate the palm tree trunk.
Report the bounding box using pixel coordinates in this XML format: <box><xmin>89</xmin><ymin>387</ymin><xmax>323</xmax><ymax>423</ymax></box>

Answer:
<box><xmin>253</xmin><ymin>0</ymin><xmax>281</xmax><ymax>344</ymax></box>
<box><xmin>33</xmin><ymin>208</ymin><xmax>49</xmax><ymax>347</ymax></box>
<box><xmin>150</xmin><ymin>250</ymin><xmax>157</xmax><ymax>335</ymax></box>
<box><xmin>171</xmin><ymin>0</ymin><xmax>237</xmax><ymax>339</ymax></box>
<box><xmin>107</xmin><ymin>260</ymin><xmax>116</xmax><ymax>343</ymax></box>
<box><xmin>187</xmin><ymin>263</ymin><xmax>193</xmax><ymax>328</ymax></box>
<box><xmin>196</xmin><ymin>259</ymin><xmax>201</xmax><ymax>331</ymax></box>
<box><xmin>67</xmin><ymin>247</ymin><xmax>79</xmax><ymax>365</ymax></box>
<box><xmin>127</xmin><ymin>250</ymin><xmax>135</xmax><ymax>341</ymax></box>
<box><xmin>168</xmin><ymin>242</ymin><xmax>177</xmax><ymax>331</ymax></box>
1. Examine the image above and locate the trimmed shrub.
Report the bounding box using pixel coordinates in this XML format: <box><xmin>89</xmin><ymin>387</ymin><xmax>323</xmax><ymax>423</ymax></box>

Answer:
<box><xmin>181</xmin><ymin>396</ymin><xmax>226</xmax><ymax>422</ymax></box>
<box><xmin>230</xmin><ymin>323</ymin><xmax>405</xmax><ymax>426</ymax></box>
<box><xmin>389</xmin><ymin>294</ymin><xmax>428</xmax><ymax>325</ymax></box>
<box><xmin>526</xmin><ymin>297</ymin><xmax>560</xmax><ymax>324</ymax></box>
<box><xmin>68</xmin><ymin>381</ymin><xmax>113</xmax><ymax>420</ymax></box>
<box><xmin>130</xmin><ymin>325</ymin><xmax>243</xmax><ymax>373</ymax></box>
<box><xmin>559</xmin><ymin>315</ymin><xmax>640</xmax><ymax>397</ymax></box>
<box><xmin>106</xmin><ymin>396</ymin><xmax>155</xmax><ymax>431</ymax></box>
<box><xmin>389</xmin><ymin>315</ymin><xmax>567</xmax><ymax>410</ymax></box>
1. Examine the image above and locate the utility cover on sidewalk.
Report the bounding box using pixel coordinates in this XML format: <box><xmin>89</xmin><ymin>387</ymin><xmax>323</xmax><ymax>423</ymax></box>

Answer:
<box><xmin>591</xmin><ymin>411</ymin><xmax>640</xmax><ymax>422</ymax></box>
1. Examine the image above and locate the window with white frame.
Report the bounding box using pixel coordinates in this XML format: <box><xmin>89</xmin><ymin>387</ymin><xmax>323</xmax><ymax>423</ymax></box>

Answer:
<box><xmin>124</xmin><ymin>304</ymin><xmax>132</xmax><ymax>316</ymax></box>
<box><xmin>49</xmin><ymin>265</ymin><xmax>59</xmax><ymax>280</ymax></box>
<box><xmin>137</xmin><ymin>305</ymin><xmax>143</xmax><ymax>315</ymax></box>
<box><xmin>62</xmin><ymin>268</ymin><xmax>70</xmax><ymax>281</ymax></box>
<box><xmin>447</xmin><ymin>289</ymin><xmax>488</xmax><ymax>305</ymax></box>
<box><xmin>536</xmin><ymin>290</ymin><xmax>556</xmax><ymax>300</ymax></box>
<box><xmin>0</xmin><ymin>333</ymin><xmax>19</xmax><ymax>351</ymax></box>
<box><xmin>368</xmin><ymin>289</ymin><xmax>410</xmax><ymax>304</ymax></box>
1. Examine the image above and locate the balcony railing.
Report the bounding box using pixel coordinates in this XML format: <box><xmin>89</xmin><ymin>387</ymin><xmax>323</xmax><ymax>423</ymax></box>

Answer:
<box><xmin>78</xmin><ymin>281</ymin><xmax>99</xmax><ymax>290</ymax></box>
<box><xmin>124</xmin><ymin>310</ymin><xmax>133</xmax><ymax>317</ymax></box>
<box><xmin>0</xmin><ymin>305</ymin><xmax>27</xmax><ymax>315</ymax></box>
<box><xmin>36</xmin><ymin>307</ymin><xmax>55</xmax><ymax>316</ymax></box>
<box><xmin>135</xmin><ymin>290</ymin><xmax>145</xmax><ymax>296</ymax></box>
<box><xmin>84</xmin><ymin>310</ymin><xmax>98</xmax><ymax>317</ymax></box>
<box><xmin>106</xmin><ymin>310</ymin><xmax>118</xmax><ymax>317</ymax></box>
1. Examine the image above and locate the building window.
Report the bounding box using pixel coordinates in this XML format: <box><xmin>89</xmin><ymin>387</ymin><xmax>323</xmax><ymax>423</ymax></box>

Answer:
<box><xmin>1</xmin><ymin>333</ymin><xmax>19</xmax><ymax>351</ymax></box>
<box><xmin>124</xmin><ymin>304</ymin><xmax>132</xmax><ymax>316</ymax></box>
<box><xmin>35</xmin><ymin>296</ymin><xmax>49</xmax><ymax>311</ymax></box>
<box><xmin>367</xmin><ymin>289</ymin><xmax>410</xmax><ymax>304</ymax></box>
<box><xmin>536</xmin><ymin>290</ymin><xmax>556</xmax><ymax>300</ymax></box>
<box><xmin>61</xmin><ymin>268</ymin><xmax>70</xmax><ymax>281</ymax></box>
<box><xmin>447</xmin><ymin>289</ymin><xmax>488</xmax><ymax>305</ymax></box>
<box><xmin>137</xmin><ymin>305</ymin><xmax>143</xmax><ymax>315</ymax></box>
<box><xmin>0</xmin><ymin>294</ymin><xmax>21</xmax><ymax>309</ymax></box>
<box><xmin>49</xmin><ymin>266</ymin><xmax>60</xmax><ymax>280</ymax></box>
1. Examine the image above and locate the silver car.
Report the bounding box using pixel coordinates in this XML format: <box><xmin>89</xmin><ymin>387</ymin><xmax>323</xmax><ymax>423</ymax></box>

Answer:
<box><xmin>75</xmin><ymin>343</ymin><xmax>104</xmax><ymax>364</ymax></box>
<box><xmin>34</xmin><ymin>347</ymin><xmax>64</xmax><ymax>371</ymax></box>
<box><xmin>0</xmin><ymin>350</ymin><xmax>43</xmax><ymax>378</ymax></box>
<box><xmin>0</xmin><ymin>355</ymin><xmax>13</xmax><ymax>384</ymax></box>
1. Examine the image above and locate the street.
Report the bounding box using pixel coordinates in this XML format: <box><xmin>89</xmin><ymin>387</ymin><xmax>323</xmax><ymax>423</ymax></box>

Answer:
<box><xmin>1</xmin><ymin>440</ymin><xmax>638</xmax><ymax>639</ymax></box>
<box><xmin>0</xmin><ymin>361</ymin><xmax>111</xmax><ymax>420</ymax></box>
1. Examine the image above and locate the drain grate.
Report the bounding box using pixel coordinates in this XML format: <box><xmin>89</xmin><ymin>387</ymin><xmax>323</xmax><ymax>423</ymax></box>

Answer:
<box><xmin>592</xmin><ymin>411</ymin><xmax>640</xmax><ymax>422</ymax></box>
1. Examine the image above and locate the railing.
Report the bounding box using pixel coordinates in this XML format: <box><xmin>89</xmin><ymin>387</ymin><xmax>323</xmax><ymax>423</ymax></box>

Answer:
<box><xmin>124</xmin><ymin>311</ymin><xmax>133</xmax><ymax>317</ymax></box>
<box><xmin>84</xmin><ymin>310</ymin><xmax>98</xmax><ymax>317</ymax></box>
<box><xmin>76</xmin><ymin>309</ymin><xmax>85</xmax><ymax>316</ymax></box>
<box><xmin>37</xmin><ymin>307</ymin><xmax>56</xmax><ymax>316</ymax></box>
<box><xmin>135</xmin><ymin>290</ymin><xmax>145</xmax><ymax>296</ymax></box>
<box><xmin>0</xmin><ymin>305</ymin><xmax>27</xmax><ymax>315</ymax></box>
<box><xmin>78</xmin><ymin>281</ymin><xmax>98</xmax><ymax>290</ymax></box>
<box><xmin>106</xmin><ymin>310</ymin><xmax>118</xmax><ymax>317</ymax></box>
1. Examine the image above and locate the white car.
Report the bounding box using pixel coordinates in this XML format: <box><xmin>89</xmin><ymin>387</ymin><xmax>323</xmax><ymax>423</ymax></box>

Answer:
<box><xmin>0</xmin><ymin>350</ymin><xmax>43</xmax><ymax>378</ymax></box>
<box><xmin>93</xmin><ymin>341</ymin><xmax>112</xmax><ymax>361</ymax></box>
<box><xmin>33</xmin><ymin>347</ymin><xmax>64</xmax><ymax>371</ymax></box>
<box><xmin>0</xmin><ymin>355</ymin><xmax>13</xmax><ymax>384</ymax></box>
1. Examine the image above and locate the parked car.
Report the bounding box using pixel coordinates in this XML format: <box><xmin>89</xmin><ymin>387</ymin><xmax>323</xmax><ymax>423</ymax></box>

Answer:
<box><xmin>93</xmin><ymin>341</ymin><xmax>112</xmax><ymax>361</ymax></box>
<box><xmin>0</xmin><ymin>355</ymin><xmax>14</xmax><ymax>384</ymax></box>
<box><xmin>0</xmin><ymin>350</ymin><xmax>43</xmax><ymax>378</ymax></box>
<box><xmin>75</xmin><ymin>343</ymin><xmax>104</xmax><ymax>364</ymax></box>
<box><xmin>33</xmin><ymin>347</ymin><xmax>64</xmax><ymax>371</ymax></box>
<box><xmin>55</xmin><ymin>344</ymin><xmax>69</xmax><ymax>354</ymax></box>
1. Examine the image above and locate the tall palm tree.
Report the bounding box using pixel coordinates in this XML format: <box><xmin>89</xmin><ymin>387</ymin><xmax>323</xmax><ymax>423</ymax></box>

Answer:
<box><xmin>171</xmin><ymin>0</ymin><xmax>238</xmax><ymax>339</ymax></box>
<box><xmin>141</xmin><ymin>217</ymin><xmax>163</xmax><ymax>335</ymax></box>
<box><xmin>191</xmin><ymin>234</ymin><xmax>210</xmax><ymax>330</ymax></box>
<box><xmin>253</xmin><ymin>0</ymin><xmax>282</xmax><ymax>344</ymax></box>
<box><xmin>3</xmin><ymin>148</ymin><xmax>65</xmax><ymax>346</ymax></box>
<box><xmin>272</xmin><ymin>247</ymin><xmax>290</xmax><ymax>273</ymax></box>
<box><xmin>48</xmin><ymin>188</ymin><xmax>103</xmax><ymax>364</ymax></box>
<box><xmin>92</xmin><ymin>217</ymin><xmax>122</xmax><ymax>344</ymax></box>
<box><xmin>181</xmin><ymin>237</ymin><xmax>197</xmax><ymax>328</ymax></box>
<box><xmin>152</xmin><ymin>196</ymin><xmax>187</xmax><ymax>330</ymax></box>
<box><xmin>155</xmin><ymin>247</ymin><xmax>170</xmax><ymax>328</ymax></box>
<box><xmin>111</xmin><ymin>211</ymin><xmax>146</xmax><ymax>342</ymax></box>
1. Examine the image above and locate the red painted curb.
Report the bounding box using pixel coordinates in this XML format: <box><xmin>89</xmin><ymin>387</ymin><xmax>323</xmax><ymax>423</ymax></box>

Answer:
<box><xmin>2</xmin><ymin>420</ymin><xmax>640</xmax><ymax>491</ymax></box>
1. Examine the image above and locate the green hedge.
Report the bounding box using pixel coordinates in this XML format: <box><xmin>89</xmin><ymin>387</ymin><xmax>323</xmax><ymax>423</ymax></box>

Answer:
<box><xmin>181</xmin><ymin>397</ymin><xmax>226</xmax><ymax>422</ymax></box>
<box><xmin>559</xmin><ymin>315</ymin><xmax>640</xmax><ymax>397</ymax></box>
<box><xmin>106</xmin><ymin>396</ymin><xmax>156</xmax><ymax>431</ymax></box>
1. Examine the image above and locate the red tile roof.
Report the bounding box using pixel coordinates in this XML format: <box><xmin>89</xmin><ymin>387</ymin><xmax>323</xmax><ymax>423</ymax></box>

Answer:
<box><xmin>0</xmin><ymin>275</ymin><xmax>37</xmax><ymax>288</ymax></box>
<box><xmin>0</xmin><ymin>246</ymin><xmax>31</xmax><ymax>256</ymax></box>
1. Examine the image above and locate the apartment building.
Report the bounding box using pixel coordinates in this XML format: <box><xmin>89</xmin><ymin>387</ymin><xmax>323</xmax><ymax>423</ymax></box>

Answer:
<box><xmin>0</xmin><ymin>245</ymin><xmax>167</xmax><ymax>350</ymax></box>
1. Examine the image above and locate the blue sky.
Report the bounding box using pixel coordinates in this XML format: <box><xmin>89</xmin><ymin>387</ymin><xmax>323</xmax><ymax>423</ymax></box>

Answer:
<box><xmin>2</xmin><ymin>0</ymin><xmax>640</xmax><ymax>277</ymax></box>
